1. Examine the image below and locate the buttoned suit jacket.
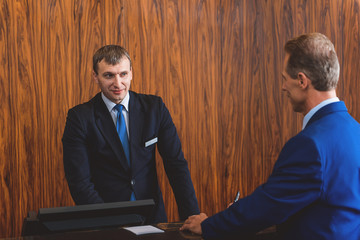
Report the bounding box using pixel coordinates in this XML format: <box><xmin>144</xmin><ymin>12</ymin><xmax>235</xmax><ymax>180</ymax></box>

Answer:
<box><xmin>201</xmin><ymin>101</ymin><xmax>360</xmax><ymax>239</ymax></box>
<box><xmin>62</xmin><ymin>91</ymin><xmax>199</xmax><ymax>223</ymax></box>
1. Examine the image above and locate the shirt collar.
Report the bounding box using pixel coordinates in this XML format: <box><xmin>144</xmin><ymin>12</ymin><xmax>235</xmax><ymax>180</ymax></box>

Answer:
<box><xmin>101</xmin><ymin>92</ymin><xmax>130</xmax><ymax>112</ymax></box>
<box><xmin>302</xmin><ymin>97</ymin><xmax>339</xmax><ymax>129</ymax></box>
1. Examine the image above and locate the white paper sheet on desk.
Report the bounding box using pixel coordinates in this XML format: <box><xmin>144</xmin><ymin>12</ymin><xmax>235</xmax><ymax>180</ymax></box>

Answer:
<box><xmin>123</xmin><ymin>225</ymin><xmax>164</xmax><ymax>235</ymax></box>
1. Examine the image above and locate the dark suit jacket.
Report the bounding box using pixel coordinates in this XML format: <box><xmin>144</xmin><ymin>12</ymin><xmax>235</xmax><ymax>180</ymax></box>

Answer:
<box><xmin>202</xmin><ymin>101</ymin><xmax>360</xmax><ymax>239</ymax></box>
<box><xmin>62</xmin><ymin>91</ymin><xmax>199</xmax><ymax>223</ymax></box>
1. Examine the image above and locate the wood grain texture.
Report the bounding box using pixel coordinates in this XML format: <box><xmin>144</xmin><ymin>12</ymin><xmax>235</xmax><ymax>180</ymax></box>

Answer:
<box><xmin>1</xmin><ymin>0</ymin><xmax>360</xmax><ymax>237</ymax></box>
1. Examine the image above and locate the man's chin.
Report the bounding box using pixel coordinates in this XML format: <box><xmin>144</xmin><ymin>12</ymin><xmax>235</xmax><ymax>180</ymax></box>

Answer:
<box><xmin>292</xmin><ymin>105</ymin><xmax>302</xmax><ymax>113</ymax></box>
<box><xmin>108</xmin><ymin>96</ymin><xmax>124</xmax><ymax>104</ymax></box>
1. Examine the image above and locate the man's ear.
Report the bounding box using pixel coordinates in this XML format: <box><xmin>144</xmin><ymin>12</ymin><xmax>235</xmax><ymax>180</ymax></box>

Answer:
<box><xmin>297</xmin><ymin>72</ymin><xmax>309</xmax><ymax>89</ymax></box>
<box><xmin>93</xmin><ymin>71</ymin><xmax>99</xmax><ymax>84</ymax></box>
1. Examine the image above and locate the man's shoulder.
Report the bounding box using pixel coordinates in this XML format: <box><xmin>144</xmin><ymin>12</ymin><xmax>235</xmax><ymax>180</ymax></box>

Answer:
<box><xmin>130</xmin><ymin>91</ymin><xmax>162</xmax><ymax>103</ymax></box>
<box><xmin>67</xmin><ymin>93</ymin><xmax>102</xmax><ymax>115</ymax></box>
<box><xmin>130</xmin><ymin>91</ymin><xmax>165</xmax><ymax>111</ymax></box>
<box><xmin>287</xmin><ymin>104</ymin><xmax>356</xmax><ymax>152</ymax></box>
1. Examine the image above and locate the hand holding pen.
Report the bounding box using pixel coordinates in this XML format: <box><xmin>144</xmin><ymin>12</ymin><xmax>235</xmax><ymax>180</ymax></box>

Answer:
<box><xmin>228</xmin><ymin>190</ymin><xmax>241</xmax><ymax>208</ymax></box>
<box><xmin>234</xmin><ymin>190</ymin><xmax>240</xmax><ymax>202</ymax></box>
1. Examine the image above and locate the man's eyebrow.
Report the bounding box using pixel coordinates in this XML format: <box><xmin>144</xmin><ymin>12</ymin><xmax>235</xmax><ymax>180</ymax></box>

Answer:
<box><xmin>102</xmin><ymin>71</ymin><xmax>115</xmax><ymax>75</ymax></box>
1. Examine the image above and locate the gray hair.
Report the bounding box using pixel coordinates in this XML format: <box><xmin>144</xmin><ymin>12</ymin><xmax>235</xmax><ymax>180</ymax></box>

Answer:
<box><xmin>284</xmin><ymin>33</ymin><xmax>340</xmax><ymax>91</ymax></box>
<box><xmin>93</xmin><ymin>45</ymin><xmax>131</xmax><ymax>74</ymax></box>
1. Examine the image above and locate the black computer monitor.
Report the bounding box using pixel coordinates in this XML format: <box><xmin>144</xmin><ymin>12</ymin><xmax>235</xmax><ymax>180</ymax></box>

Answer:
<box><xmin>22</xmin><ymin>199</ymin><xmax>155</xmax><ymax>236</ymax></box>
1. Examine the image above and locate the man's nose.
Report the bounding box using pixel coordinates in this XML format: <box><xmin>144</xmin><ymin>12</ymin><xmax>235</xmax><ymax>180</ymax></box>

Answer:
<box><xmin>113</xmin><ymin>74</ymin><xmax>122</xmax><ymax>86</ymax></box>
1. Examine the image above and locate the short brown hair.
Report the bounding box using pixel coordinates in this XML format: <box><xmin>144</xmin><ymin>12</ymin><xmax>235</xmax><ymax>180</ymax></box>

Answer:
<box><xmin>284</xmin><ymin>33</ymin><xmax>340</xmax><ymax>91</ymax></box>
<box><xmin>93</xmin><ymin>45</ymin><xmax>131</xmax><ymax>74</ymax></box>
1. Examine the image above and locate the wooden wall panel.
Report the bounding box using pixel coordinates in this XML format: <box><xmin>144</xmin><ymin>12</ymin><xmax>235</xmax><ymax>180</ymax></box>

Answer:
<box><xmin>124</xmin><ymin>0</ymin><xmax>223</xmax><ymax>218</ymax></box>
<box><xmin>0</xmin><ymin>0</ymin><xmax>360</xmax><ymax>237</ymax></box>
<box><xmin>220</xmin><ymin>0</ymin><xmax>263</xmax><ymax>208</ymax></box>
<box><xmin>341</xmin><ymin>0</ymin><xmax>360</xmax><ymax>119</ymax></box>
<box><xmin>0</xmin><ymin>0</ymin><xmax>11</xmax><ymax>233</ymax></box>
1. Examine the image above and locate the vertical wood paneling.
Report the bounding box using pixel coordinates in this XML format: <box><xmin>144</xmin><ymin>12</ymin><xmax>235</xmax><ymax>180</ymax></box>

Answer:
<box><xmin>341</xmin><ymin>0</ymin><xmax>360</xmax><ymax>119</ymax></box>
<box><xmin>220</xmin><ymin>0</ymin><xmax>262</xmax><ymax>206</ymax></box>
<box><xmin>183</xmin><ymin>0</ymin><xmax>222</xmax><ymax>215</ymax></box>
<box><xmin>1</xmin><ymin>0</ymin><xmax>360</xmax><ymax>237</ymax></box>
<box><xmin>0</xmin><ymin>0</ymin><xmax>11</xmax><ymax>233</ymax></box>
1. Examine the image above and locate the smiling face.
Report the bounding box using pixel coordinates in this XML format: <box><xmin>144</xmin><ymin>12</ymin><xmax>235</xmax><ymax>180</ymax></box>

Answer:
<box><xmin>282</xmin><ymin>54</ymin><xmax>307</xmax><ymax>113</ymax></box>
<box><xmin>93</xmin><ymin>57</ymin><xmax>132</xmax><ymax>104</ymax></box>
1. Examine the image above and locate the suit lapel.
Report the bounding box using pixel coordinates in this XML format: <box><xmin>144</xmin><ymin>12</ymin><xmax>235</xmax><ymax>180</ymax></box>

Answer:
<box><xmin>128</xmin><ymin>92</ymin><xmax>146</xmax><ymax>170</ymax></box>
<box><xmin>93</xmin><ymin>93</ymin><xmax>130</xmax><ymax>171</ymax></box>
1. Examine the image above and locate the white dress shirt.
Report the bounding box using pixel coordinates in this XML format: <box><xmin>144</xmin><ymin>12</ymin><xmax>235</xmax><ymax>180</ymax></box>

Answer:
<box><xmin>101</xmin><ymin>92</ymin><xmax>130</xmax><ymax>137</ymax></box>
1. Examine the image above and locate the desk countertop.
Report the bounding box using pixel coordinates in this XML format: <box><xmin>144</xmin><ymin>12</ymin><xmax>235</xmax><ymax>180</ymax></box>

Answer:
<box><xmin>11</xmin><ymin>223</ymin><xmax>276</xmax><ymax>240</ymax></box>
<box><xmin>10</xmin><ymin>223</ymin><xmax>202</xmax><ymax>240</ymax></box>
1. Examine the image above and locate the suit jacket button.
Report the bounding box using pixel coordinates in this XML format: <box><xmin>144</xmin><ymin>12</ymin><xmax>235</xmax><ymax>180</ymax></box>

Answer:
<box><xmin>131</xmin><ymin>179</ymin><xmax>135</xmax><ymax>186</ymax></box>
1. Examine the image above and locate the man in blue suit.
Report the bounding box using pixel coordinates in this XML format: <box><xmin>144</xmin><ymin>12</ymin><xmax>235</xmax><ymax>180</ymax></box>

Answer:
<box><xmin>181</xmin><ymin>33</ymin><xmax>360</xmax><ymax>239</ymax></box>
<box><xmin>62</xmin><ymin>45</ymin><xmax>199</xmax><ymax>223</ymax></box>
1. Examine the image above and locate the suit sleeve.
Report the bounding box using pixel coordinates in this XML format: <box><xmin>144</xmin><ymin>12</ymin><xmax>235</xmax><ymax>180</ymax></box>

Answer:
<box><xmin>62</xmin><ymin>108</ymin><xmax>104</xmax><ymax>204</ymax></box>
<box><xmin>201</xmin><ymin>134</ymin><xmax>323</xmax><ymax>239</ymax></box>
<box><xmin>156</xmin><ymin>100</ymin><xmax>200</xmax><ymax>220</ymax></box>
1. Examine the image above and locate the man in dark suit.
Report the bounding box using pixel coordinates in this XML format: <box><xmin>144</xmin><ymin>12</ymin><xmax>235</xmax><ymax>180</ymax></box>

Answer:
<box><xmin>62</xmin><ymin>45</ymin><xmax>199</xmax><ymax>223</ymax></box>
<box><xmin>181</xmin><ymin>33</ymin><xmax>360</xmax><ymax>239</ymax></box>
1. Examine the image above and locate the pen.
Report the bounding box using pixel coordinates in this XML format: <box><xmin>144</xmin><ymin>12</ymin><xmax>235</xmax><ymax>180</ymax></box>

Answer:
<box><xmin>234</xmin><ymin>190</ymin><xmax>240</xmax><ymax>202</ymax></box>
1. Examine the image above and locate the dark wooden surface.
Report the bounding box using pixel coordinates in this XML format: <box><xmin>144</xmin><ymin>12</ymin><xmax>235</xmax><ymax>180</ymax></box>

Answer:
<box><xmin>8</xmin><ymin>222</ymin><xmax>277</xmax><ymax>240</ymax></box>
<box><xmin>14</xmin><ymin>227</ymin><xmax>202</xmax><ymax>240</ymax></box>
<box><xmin>1</xmin><ymin>0</ymin><xmax>359</xmax><ymax>237</ymax></box>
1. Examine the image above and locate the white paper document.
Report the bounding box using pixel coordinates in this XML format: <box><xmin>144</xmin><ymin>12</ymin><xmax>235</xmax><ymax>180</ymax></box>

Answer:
<box><xmin>123</xmin><ymin>225</ymin><xmax>164</xmax><ymax>235</ymax></box>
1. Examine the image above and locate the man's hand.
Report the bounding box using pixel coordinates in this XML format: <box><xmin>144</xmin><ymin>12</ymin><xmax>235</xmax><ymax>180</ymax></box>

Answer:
<box><xmin>180</xmin><ymin>213</ymin><xmax>208</xmax><ymax>235</ymax></box>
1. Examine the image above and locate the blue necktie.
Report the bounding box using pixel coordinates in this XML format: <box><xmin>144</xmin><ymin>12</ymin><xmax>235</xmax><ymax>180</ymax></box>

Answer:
<box><xmin>114</xmin><ymin>104</ymin><xmax>130</xmax><ymax>165</ymax></box>
<box><xmin>114</xmin><ymin>104</ymin><xmax>136</xmax><ymax>201</ymax></box>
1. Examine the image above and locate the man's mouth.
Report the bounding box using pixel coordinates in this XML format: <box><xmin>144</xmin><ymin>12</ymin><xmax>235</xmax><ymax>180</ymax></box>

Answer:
<box><xmin>112</xmin><ymin>89</ymin><xmax>123</xmax><ymax>94</ymax></box>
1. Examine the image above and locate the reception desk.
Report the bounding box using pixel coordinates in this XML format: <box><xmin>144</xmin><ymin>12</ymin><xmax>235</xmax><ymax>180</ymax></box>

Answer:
<box><xmin>15</xmin><ymin>225</ymin><xmax>201</xmax><ymax>240</ymax></box>
<box><xmin>14</xmin><ymin>201</ymin><xmax>277</xmax><ymax>239</ymax></box>
<box><xmin>6</xmin><ymin>223</ymin><xmax>276</xmax><ymax>240</ymax></box>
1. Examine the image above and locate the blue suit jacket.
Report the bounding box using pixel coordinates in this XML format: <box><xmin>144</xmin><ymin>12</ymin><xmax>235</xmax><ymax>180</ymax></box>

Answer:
<box><xmin>62</xmin><ymin>91</ymin><xmax>199</xmax><ymax>223</ymax></box>
<box><xmin>202</xmin><ymin>101</ymin><xmax>360</xmax><ymax>239</ymax></box>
